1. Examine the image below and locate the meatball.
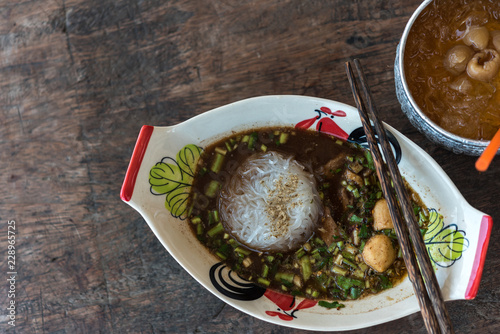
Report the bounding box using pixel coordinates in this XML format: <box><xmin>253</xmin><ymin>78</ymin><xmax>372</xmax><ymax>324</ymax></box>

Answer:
<box><xmin>467</xmin><ymin>49</ymin><xmax>500</xmax><ymax>82</ymax></box>
<box><xmin>362</xmin><ymin>234</ymin><xmax>396</xmax><ymax>273</ymax></box>
<box><xmin>444</xmin><ymin>45</ymin><xmax>474</xmax><ymax>75</ymax></box>
<box><xmin>449</xmin><ymin>75</ymin><xmax>472</xmax><ymax>94</ymax></box>
<box><xmin>372</xmin><ymin>199</ymin><xmax>394</xmax><ymax>230</ymax></box>
<box><xmin>491</xmin><ymin>30</ymin><xmax>500</xmax><ymax>52</ymax></box>
<box><xmin>463</xmin><ymin>26</ymin><xmax>490</xmax><ymax>50</ymax></box>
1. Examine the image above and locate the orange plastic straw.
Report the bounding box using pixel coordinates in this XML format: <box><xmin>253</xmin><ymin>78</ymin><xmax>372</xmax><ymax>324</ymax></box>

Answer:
<box><xmin>475</xmin><ymin>128</ymin><xmax>500</xmax><ymax>172</ymax></box>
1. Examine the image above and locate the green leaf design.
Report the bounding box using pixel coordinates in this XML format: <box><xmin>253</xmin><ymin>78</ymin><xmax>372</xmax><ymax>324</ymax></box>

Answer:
<box><xmin>177</xmin><ymin>144</ymin><xmax>203</xmax><ymax>176</ymax></box>
<box><xmin>424</xmin><ymin>209</ymin><xmax>469</xmax><ymax>268</ymax></box>
<box><xmin>150</xmin><ymin>160</ymin><xmax>186</xmax><ymax>194</ymax></box>
<box><xmin>149</xmin><ymin>144</ymin><xmax>203</xmax><ymax>219</ymax></box>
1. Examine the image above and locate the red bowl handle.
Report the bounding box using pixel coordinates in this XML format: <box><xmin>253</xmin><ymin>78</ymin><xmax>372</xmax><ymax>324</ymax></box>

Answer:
<box><xmin>465</xmin><ymin>214</ymin><xmax>493</xmax><ymax>299</ymax></box>
<box><xmin>120</xmin><ymin>125</ymin><xmax>154</xmax><ymax>202</ymax></box>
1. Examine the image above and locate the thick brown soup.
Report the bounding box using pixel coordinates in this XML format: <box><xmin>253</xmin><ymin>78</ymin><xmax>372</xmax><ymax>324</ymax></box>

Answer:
<box><xmin>404</xmin><ymin>0</ymin><xmax>500</xmax><ymax>140</ymax></box>
<box><xmin>187</xmin><ymin>127</ymin><xmax>429</xmax><ymax>302</ymax></box>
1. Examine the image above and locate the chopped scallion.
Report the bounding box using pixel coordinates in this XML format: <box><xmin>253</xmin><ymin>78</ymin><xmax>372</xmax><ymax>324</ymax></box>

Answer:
<box><xmin>257</xmin><ymin>277</ymin><xmax>270</xmax><ymax>286</ymax></box>
<box><xmin>210</xmin><ymin>153</ymin><xmax>225</xmax><ymax>173</ymax></box>
<box><xmin>275</xmin><ymin>272</ymin><xmax>294</xmax><ymax>284</ymax></box>
<box><xmin>234</xmin><ymin>246</ymin><xmax>251</xmax><ymax>256</ymax></box>
<box><xmin>207</xmin><ymin>222</ymin><xmax>224</xmax><ymax>237</ymax></box>
<box><xmin>318</xmin><ymin>300</ymin><xmax>345</xmax><ymax>309</ymax></box>
<box><xmin>279</xmin><ymin>132</ymin><xmax>289</xmax><ymax>144</ymax></box>
<box><xmin>300</xmin><ymin>255</ymin><xmax>312</xmax><ymax>281</ymax></box>
<box><xmin>205</xmin><ymin>180</ymin><xmax>221</xmax><ymax>198</ymax></box>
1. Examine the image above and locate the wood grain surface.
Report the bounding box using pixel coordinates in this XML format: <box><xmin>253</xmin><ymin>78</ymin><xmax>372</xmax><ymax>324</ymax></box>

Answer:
<box><xmin>0</xmin><ymin>0</ymin><xmax>498</xmax><ymax>333</ymax></box>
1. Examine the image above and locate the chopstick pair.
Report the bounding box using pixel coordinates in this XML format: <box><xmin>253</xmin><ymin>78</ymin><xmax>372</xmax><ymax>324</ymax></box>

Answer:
<box><xmin>345</xmin><ymin>59</ymin><xmax>454</xmax><ymax>334</ymax></box>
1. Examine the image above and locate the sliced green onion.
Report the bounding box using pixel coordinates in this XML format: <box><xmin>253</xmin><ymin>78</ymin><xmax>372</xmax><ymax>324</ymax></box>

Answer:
<box><xmin>350</xmin><ymin>287</ymin><xmax>361</xmax><ymax>299</ymax></box>
<box><xmin>364</xmin><ymin>150</ymin><xmax>375</xmax><ymax>170</ymax></box>
<box><xmin>345</xmin><ymin>244</ymin><xmax>358</xmax><ymax>255</ymax></box>
<box><xmin>300</xmin><ymin>255</ymin><xmax>312</xmax><ymax>281</ymax></box>
<box><xmin>342</xmin><ymin>258</ymin><xmax>358</xmax><ymax>269</ymax></box>
<box><xmin>327</xmin><ymin>242</ymin><xmax>337</xmax><ymax>253</ymax></box>
<box><xmin>359</xmin><ymin>224</ymin><xmax>369</xmax><ymax>239</ymax></box>
<box><xmin>275</xmin><ymin>272</ymin><xmax>294</xmax><ymax>284</ymax></box>
<box><xmin>334</xmin><ymin>254</ymin><xmax>343</xmax><ymax>266</ymax></box>
<box><xmin>248</xmin><ymin>132</ymin><xmax>258</xmax><ymax>149</ymax></box>
<box><xmin>318</xmin><ymin>300</ymin><xmax>345</xmax><ymax>309</ymax></box>
<box><xmin>212</xmin><ymin>210</ymin><xmax>220</xmax><ymax>223</ymax></box>
<box><xmin>196</xmin><ymin>223</ymin><xmax>203</xmax><ymax>236</ymax></box>
<box><xmin>358</xmin><ymin>262</ymin><xmax>368</xmax><ymax>272</ymax></box>
<box><xmin>207</xmin><ymin>222</ymin><xmax>224</xmax><ymax>237</ymax></box>
<box><xmin>234</xmin><ymin>246</ymin><xmax>251</xmax><ymax>256</ymax></box>
<box><xmin>353</xmin><ymin>269</ymin><xmax>365</xmax><ymax>279</ymax></box>
<box><xmin>257</xmin><ymin>277</ymin><xmax>270</xmax><ymax>286</ymax></box>
<box><xmin>214</xmin><ymin>147</ymin><xmax>227</xmax><ymax>156</ymax></box>
<box><xmin>379</xmin><ymin>275</ymin><xmax>393</xmax><ymax>290</ymax></box>
<box><xmin>205</xmin><ymin>180</ymin><xmax>221</xmax><ymax>198</ymax></box>
<box><xmin>262</xmin><ymin>264</ymin><xmax>269</xmax><ymax>278</ymax></box>
<box><xmin>350</xmin><ymin>214</ymin><xmax>363</xmax><ymax>224</ymax></box>
<box><xmin>331</xmin><ymin>265</ymin><xmax>348</xmax><ymax>276</ymax></box>
<box><xmin>336</xmin><ymin>276</ymin><xmax>364</xmax><ymax>290</ymax></box>
<box><xmin>190</xmin><ymin>216</ymin><xmax>202</xmax><ymax>224</ymax></box>
<box><xmin>295</xmin><ymin>248</ymin><xmax>306</xmax><ymax>259</ymax></box>
<box><xmin>215</xmin><ymin>251</ymin><xmax>227</xmax><ymax>260</ymax></box>
<box><xmin>210</xmin><ymin>153</ymin><xmax>225</xmax><ymax>173</ymax></box>
<box><xmin>208</xmin><ymin>211</ymin><xmax>215</xmax><ymax>225</ymax></box>
<box><xmin>279</xmin><ymin>132</ymin><xmax>289</xmax><ymax>144</ymax></box>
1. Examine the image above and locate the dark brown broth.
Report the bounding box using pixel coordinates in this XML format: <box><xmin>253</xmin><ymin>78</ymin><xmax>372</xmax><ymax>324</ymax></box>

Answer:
<box><xmin>187</xmin><ymin>127</ymin><xmax>425</xmax><ymax>301</ymax></box>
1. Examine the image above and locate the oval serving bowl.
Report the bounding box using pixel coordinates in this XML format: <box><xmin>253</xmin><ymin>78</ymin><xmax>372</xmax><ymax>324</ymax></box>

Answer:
<box><xmin>120</xmin><ymin>95</ymin><xmax>492</xmax><ymax>331</ymax></box>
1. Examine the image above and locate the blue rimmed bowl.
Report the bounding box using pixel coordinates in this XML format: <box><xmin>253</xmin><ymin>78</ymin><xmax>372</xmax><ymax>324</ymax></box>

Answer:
<box><xmin>394</xmin><ymin>0</ymin><xmax>498</xmax><ymax>156</ymax></box>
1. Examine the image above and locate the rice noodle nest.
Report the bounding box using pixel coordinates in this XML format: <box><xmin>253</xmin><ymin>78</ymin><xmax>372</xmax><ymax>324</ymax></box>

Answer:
<box><xmin>219</xmin><ymin>151</ymin><xmax>322</xmax><ymax>252</ymax></box>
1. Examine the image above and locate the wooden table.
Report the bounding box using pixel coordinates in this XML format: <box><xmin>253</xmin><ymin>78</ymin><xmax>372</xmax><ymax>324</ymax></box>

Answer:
<box><xmin>1</xmin><ymin>0</ymin><xmax>498</xmax><ymax>333</ymax></box>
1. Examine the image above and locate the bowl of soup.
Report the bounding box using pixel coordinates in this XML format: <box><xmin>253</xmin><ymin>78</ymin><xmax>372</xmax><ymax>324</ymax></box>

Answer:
<box><xmin>395</xmin><ymin>0</ymin><xmax>500</xmax><ymax>155</ymax></box>
<box><xmin>120</xmin><ymin>95</ymin><xmax>491</xmax><ymax>331</ymax></box>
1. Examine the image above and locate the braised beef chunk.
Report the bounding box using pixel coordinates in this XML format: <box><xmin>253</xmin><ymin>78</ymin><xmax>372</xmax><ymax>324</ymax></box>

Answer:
<box><xmin>318</xmin><ymin>207</ymin><xmax>340</xmax><ymax>246</ymax></box>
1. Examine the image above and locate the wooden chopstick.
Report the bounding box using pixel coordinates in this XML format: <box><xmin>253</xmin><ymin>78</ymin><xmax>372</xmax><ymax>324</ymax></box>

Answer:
<box><xmin>345</xmin><ymin>59</ymin><xmax>454</xmax><ymax>334</ymax></box>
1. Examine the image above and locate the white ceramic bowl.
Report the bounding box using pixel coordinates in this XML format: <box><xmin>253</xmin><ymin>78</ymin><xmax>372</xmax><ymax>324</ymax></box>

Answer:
<box><xmin>120</xmin><ymin>95</ymin><xmax>492</xmax><ymax>331</ymax></box>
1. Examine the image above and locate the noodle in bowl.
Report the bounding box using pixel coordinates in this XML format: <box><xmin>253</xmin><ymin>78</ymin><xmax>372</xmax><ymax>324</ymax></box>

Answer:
<box><xmin>219</xmin><ymin>151</ymin><xmax>322</xmax><ymax>252</ymax></box>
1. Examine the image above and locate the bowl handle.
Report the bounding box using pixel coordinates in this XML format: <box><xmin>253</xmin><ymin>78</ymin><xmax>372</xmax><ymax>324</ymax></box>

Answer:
<box><xmin>120</xmin><ymin>125</ymin><xmax>154</xmax><ymax>202</ymax></box>
<box><xmin>465</xmin><ymin>214</ymin><xmax>493</xmax><ymax>299</ymax></box>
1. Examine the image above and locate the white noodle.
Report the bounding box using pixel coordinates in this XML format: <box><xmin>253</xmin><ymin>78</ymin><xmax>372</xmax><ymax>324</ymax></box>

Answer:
<box><xmin>219</xmin><ymin>151</ymin><xmax>322</xmax><ymax>252</ymax></box>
